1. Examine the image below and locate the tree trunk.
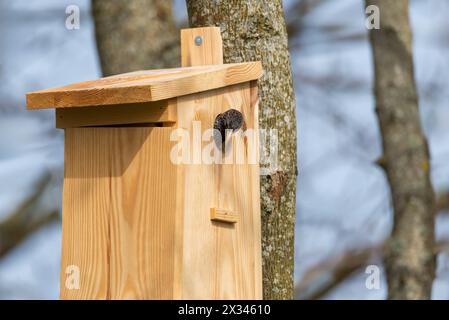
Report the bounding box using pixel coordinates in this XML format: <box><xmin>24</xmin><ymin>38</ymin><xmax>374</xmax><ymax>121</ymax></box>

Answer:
<box><xmin>366</xmin><ymin>0</ymin><xmax>436</xmax><ymax>299</ymax></box>
<box><xmin>185</xmin><ymin>0</ymin><xmax>297</xmax><ymax>299</ymax></box>
<box><xmin>92</xmin><ymin>0</ymin><xmax>179</xmax><ymax>76</ymax></box>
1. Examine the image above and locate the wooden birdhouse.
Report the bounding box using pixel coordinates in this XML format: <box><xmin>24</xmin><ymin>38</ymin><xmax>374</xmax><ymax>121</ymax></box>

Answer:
<box><xmin>26</xmin><ymin>27</ymin><xmax>263</xmax><ymax>300</ymax></box>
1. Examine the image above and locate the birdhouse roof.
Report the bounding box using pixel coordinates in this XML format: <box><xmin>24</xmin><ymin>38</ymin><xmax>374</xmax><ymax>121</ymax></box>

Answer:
<box><xmin>26</xmin><ymin>62</ymin><xmax>262</xmax><ymax>109</ymax></box>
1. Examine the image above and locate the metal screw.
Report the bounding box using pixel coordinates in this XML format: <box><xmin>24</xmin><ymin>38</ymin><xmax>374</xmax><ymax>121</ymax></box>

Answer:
<box><xmin>194</xmin><ymin>36</ymin><xmax>203</xmax><ymax>46</ymax></box>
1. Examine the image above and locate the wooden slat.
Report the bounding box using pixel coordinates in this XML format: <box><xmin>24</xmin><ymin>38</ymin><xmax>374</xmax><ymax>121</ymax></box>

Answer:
<box><xmin>55</xmin><ymin>99</ymin><xmax>176</xmax><ymax>128</ymax></box>
<box><xmin>26</xmin><ymin>62</ymin><xmax>262</xmax><ymax>109</ymax></box>
<box><xmin>60</xmin><ymin>127</ymin><xmax>178</xmax><ymax>299</ymax></box>
<box><xmin>60</xmin><ymin>129</ymin><xmax>110</xmax><ymax>299</ymax></box>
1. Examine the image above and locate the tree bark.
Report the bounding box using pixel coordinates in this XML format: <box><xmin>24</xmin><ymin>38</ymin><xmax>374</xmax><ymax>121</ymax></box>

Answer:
<box><xmin>185</xmin><ymin>0</ymin><xmax>297</xmax><ymax>299</ymax></box>
<box><xmin>92</xmin><ymin>0</ymin><xmax>179</xmax><ymax>76</ymax></box>
<box><xmin>366</xmin><ymin>0</ymin><xmax>436</xmax><ymax>299</ymax></box>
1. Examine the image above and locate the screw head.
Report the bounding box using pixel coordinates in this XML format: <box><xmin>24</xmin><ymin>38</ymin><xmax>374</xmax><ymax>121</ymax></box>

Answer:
<box><xmin>194</xmin><ymin>36</ymin><xmax>203</xmax><ymax>46</ymax></box>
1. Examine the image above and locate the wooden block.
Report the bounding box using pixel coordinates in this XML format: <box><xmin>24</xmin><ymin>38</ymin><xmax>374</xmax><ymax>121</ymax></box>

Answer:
<box><xmin>210</xmin><ymin>208</ymin><xmax>239</xmax><ymax>224</ymax></box>
<box><xmin>26</xmin><ymin>63</ymin><xmax>262</xmax><ymax>109</ymax></box>
<box><xmin>181</xmin><ymin>27</ymin><xmax>223</xmax><ymax>66</ymax></box>
<box><xmin>56</xmin><ymin>99</ymin><xmax>176</xmax><ymax>128</ymax></box>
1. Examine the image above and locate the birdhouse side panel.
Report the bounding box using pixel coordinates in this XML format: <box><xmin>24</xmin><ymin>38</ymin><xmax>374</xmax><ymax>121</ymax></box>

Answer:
<box><xmin>60</xmin><ymin>127</ymin><xmax>178</xmax><ymax>299</ymax></box>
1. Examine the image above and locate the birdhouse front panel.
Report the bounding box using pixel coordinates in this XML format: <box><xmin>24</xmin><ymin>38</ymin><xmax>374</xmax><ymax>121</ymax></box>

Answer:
<box><xmin>175</xmin><ymin>81</ymin><xmax>262</xmax><ymax>299</ymax></box>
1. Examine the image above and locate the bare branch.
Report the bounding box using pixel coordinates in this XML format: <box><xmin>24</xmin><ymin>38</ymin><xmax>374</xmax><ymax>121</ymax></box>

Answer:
<box><xmin>295</xmin><ymin>238</ymin><xmax>449</xmax><ymax>300</ymax></box>
<box><xmin>295</xmin><ymin>244</ymin><xmax>384</xmax><ymax>300</ymax></box>
<box><xmin>0</xmin><ymin>173</ymin><xmax>60</xmax><ymax>257</ymax></box>
<box><xmin>436</xmin><ymin>192</ymin><xmax>449</xmax><ymax>213</ymax></box>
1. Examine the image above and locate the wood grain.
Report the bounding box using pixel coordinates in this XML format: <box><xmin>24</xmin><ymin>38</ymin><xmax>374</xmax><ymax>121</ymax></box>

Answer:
<box><xmin>26</xmin><ymin>62</ymin><xmax>262</xmax><ymax>109</ymax></box>
<box><xmin>56</xmin><ymin>99</ymin><xmax>176</xmax><ymax>128</ymax></box>
<box><xmin>60</xmin><ymin>127</ymin><xmax>177</xmax><ymax>299</ymax></box>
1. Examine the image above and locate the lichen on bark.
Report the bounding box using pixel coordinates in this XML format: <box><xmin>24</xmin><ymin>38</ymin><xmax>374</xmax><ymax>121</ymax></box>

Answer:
<box><xmin>366</xmin><ymin>0</ymin><xmax>436</xmax><ymax>299</ymax></box>
<box><xmin>186</xmin><ymin>0</ymin><xmax>297</xmax><ymax>299</ymax></box>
